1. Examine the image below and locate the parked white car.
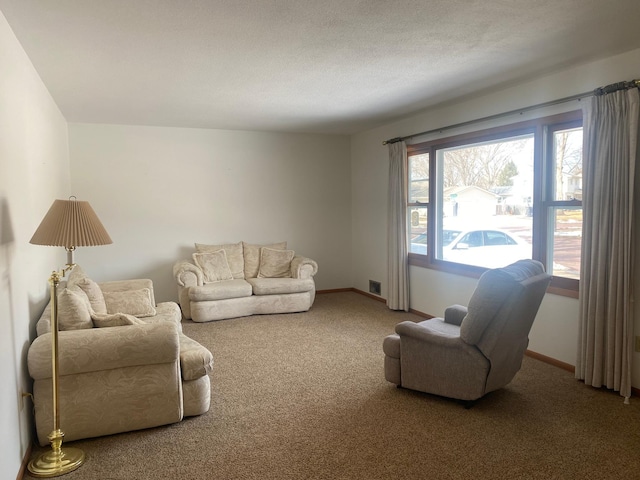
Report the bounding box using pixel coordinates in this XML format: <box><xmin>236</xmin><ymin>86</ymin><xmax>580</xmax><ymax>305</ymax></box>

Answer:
<box><xmin>411</xmin><ymin>229</ymin><xmax>531</xmax><ymax>268</ymax></box>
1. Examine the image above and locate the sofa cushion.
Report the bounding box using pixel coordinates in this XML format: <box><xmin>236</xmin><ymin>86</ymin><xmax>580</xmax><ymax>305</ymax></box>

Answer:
<box><xmin>75</xmin><ymin>276</ymin><xmax>108</xmax><ymax>314</ymax></box>
<box><xmin>242</xmin><ymin>241</ymin><xmax>287</xmax><ymax>278</ymax></box>
<box><xmin>188</xmin><ymin>279</ymin><xmax>253</xmax><ymax>302</ymax></box>
<box><xmin>58</xmin><ymin>286</ymin><xmax>94</xmax><ymax>331</ymax></box>
<box><xmin>179</xmin><ymin>334</ymin><xmax>214</xmax><ymax>381</ymax></box>
<box><xmin>100</xmin><ymin>278</ymin><xmax>157</xmax><ymax>306</ymax></box>
<box><xmin>66</xmin><ymin>264</ymin><xmax>87</xmax><ymax>288</ymax></box>
<box><xmin>103</xmin><ymin>288</ymin><xmax>157</xmax><ymax>318</ymax></box>
<box><xmin>246</xmin><ymin>277</ymin><xmax>315</xmax><ymax>296</ymax></box>
<box><xmin>193</xmin><ymin>250</ymin><xmax>234</xmax><ymax>283</ymax></box>
<box><xmin>258</xmin><ymin>247</ymin><xmax>295</xmax><ymax>278</ymax></box>
<box><xmin>195</xmin><ymin>241</ymin><xmax>244</xmax><ymax>279</ymax></box>
<box><xmin>92</xmin><ymin>312</ymin><xmax>146</xmax><ymax>327</ymax></box>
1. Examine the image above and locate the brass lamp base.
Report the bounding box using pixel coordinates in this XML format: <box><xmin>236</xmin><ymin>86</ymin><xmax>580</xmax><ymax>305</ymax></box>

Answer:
<box><xmin>27</xmin><ymin>447</ymin><xmax>85</xmax><ymax>478</ymax></box>
<box><xmin>27</xmin><ymin>430</ymin><xmax>85</xmax><ymax>478</ymax></box>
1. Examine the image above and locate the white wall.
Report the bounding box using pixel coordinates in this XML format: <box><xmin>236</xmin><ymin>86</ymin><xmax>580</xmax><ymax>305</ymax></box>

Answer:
<box><xmin>351</xmin><ymin>48</ymin><xmax>640</xmax><ymax>385</ymax></box>
<box><xmin>3</xmin><ymin>11</ymin><xmax>639</xmax><ymax>477</ymax></box>
<box><xmin>0</xmin><ymin>10</ymin><xmax>70</xmax><ymax>478</ymax></box>
<box><xmin>68</xmin><ymin>124</ymin><xmax>352</xmax><ymax>301</ymax></box>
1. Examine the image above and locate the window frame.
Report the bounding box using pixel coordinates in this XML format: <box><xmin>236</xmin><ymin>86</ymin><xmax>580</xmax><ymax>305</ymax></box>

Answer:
<box><xmin>407</xmin><ymin>110</ymin><xmax>582</xmax><ymax>298</ymax></box>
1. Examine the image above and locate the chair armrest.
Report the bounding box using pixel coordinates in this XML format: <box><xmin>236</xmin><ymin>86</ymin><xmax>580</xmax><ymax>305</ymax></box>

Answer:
<box><xmin>444</xmin><ymin>304</ymin><xmax>468</xmax><ymax>326</ymax></box>
<box><xmin>291</xmin><ymin>255</ymin><xmax>318</xmax><ymax>279</ymax></box>
<box><xmin>173</xmin><ymin>261</ymin><xmax>204</xmax><ymax>287</ymax></box>
<box><xmin>395</xmin><ymin>321</ymin><xmax>465</xmax><ymax>348</ymax></box>
<box><xmin>394</xmin><ymin>320</ymin><xmax>489</xmax><ymax>400</ymax></box>
<box><xmin>28</xmin><ymin>322</ymin><xmax>180</xmax><ymax>380</ymax></box>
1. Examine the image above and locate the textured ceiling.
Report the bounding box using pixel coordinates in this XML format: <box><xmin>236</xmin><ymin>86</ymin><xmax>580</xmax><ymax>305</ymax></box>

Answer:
<box><xmin>2</xmin><ymin>0</ymin><xmax>640</xmax><ymax>135</ymax></box>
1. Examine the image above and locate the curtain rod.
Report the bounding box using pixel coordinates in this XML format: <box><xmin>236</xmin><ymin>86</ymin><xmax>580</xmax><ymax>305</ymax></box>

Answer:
<box><xmin>382</xmin><ymin>78</ymin><xmax>640</xmax><ymax>145</ymax></box>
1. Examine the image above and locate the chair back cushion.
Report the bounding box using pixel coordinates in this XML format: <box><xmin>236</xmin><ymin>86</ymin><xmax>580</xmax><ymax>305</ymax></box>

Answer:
<box><xmin>460</xmin><ymin>260</ymin><xmax>551</xmax><ymax>392</ymax></box>
<box><xmin>459</xmin><ymin>269</ymin><xmax>517</xmax><ymax>345</ymax></box>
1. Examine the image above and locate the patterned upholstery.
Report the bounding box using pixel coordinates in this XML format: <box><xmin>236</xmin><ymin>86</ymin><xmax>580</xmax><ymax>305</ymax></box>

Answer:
<box><xmin>174</xmin><ymin>241</ymin><xmax>318</xmax><ymax>322</ymax></box>
<box><xmin>28</xmin><ymin>272</ymin><xmax>213</xmax><ymax>445</ymax></box>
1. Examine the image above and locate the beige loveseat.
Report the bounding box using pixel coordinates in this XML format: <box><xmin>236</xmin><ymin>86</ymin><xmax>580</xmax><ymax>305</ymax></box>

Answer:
<box><xmin>173</xmin><ymin>241</ymin><xmax>318</xmax><ymax>322</ymax></box>
<box><xmin>28</xmin><ymin>266</ymin><xmax>213</xmax><ymax>446</ymax></box>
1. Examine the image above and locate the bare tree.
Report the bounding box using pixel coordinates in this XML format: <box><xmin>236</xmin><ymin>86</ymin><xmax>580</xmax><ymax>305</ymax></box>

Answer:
<box><xmin>497</xmin><ymin>160</ymin><xmax>518</xmax><ymax>186</ymax></box>
<box><xmin>443</xmin><ymin>139</ymin><xmax>528</xmax><ymax>190</ymax></box>
<box><xmin>409</xmin><ymin>153</ymin><xmax>429</xmax><ymax>202</ymax></box>
<box><xmin>554</xmin><ymin>129</ymin><xmax>582</xmax><ymax>200</ymax></box>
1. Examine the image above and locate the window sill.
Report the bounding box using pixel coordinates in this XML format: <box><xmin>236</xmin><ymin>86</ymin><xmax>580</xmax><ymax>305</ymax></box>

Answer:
<box><xmin>408</xmin><ymin>254</ymin><xmax>579</xmax><ymax>299</ymax></box>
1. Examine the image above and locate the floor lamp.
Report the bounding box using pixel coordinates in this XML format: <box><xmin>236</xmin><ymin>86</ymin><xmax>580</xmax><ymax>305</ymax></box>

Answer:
<box><xmin>28</xmin><ymin>197</ymin><xmax>112</xmax><ymax>478</ymax></box>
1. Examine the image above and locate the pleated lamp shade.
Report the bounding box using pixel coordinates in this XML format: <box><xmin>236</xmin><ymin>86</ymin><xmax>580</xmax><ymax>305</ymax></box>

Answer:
<box><xmin>30</xmin><ymin>199</ymin><xmax>112</xmax><ymax>248</ymax></box>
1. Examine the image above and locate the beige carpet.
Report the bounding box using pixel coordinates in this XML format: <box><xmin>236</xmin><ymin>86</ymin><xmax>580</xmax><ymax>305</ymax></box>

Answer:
<box><xmin>24</xmin><ymin>292</ymin><xmax>640</xmax><ymax>479</ymax></box>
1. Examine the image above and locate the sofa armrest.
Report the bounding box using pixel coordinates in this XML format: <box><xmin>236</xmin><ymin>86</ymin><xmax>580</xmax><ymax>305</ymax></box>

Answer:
<box><xmin>291</xmin><ymin>255</ymin><xmax>318</xmax><ymax>279</ymax></box>
<box><xmin>173</xmin><ymin>261</ymin><xmax>204</xmax><ymax>287</ymax></box>
<box><xmin>444</xmin><ymin>304</ymin><xmax>468</xmax><ymax>326</ymax></box>
<box><xmin>28</xmin><ymin>322</ymin><xmax>180</xmax><ymax>380</ymax></box>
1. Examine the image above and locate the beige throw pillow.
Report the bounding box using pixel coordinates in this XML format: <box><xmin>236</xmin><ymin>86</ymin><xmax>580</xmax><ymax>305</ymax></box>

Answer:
<box><xmin>75</xmin><ymin>276</ymin><xmax>108</xmax><ymax>314</ymax></box>
<box><xmin>65</xmin><ymin>264</ymin><xmax>86</xmax><ymax>288</ymax></box>
<box><xmin>195</xmin><ymin>242</ymin><xmax>245</xmax><ymax>279</ymax></box>
<box><xmin>243</xmin><ymin>241</ymin><xmax>287</xmax><ymax>278</ymax></box>
<box><xmin>57</xmin><ymin>286</ymin><xmax>93</xmax><ymax>331</ymax></box>
<box><xmin>193</xmin><ymin>250</ymin><xmax>234</xmax><ymax>283</ymax></box>
<box><xmin>92</xmin><ymin>312</ymin><xmax>146</xmax><ymax>328</ymax></box>
<box><xmin>258</xmin><ymin>247</ymin><xmax>295</xmax><ymax>278</ymax></box>
<box><xmin>103</xmin><ymin>288</ymin><xmax>157</xmax><ymax>317</ymax></box>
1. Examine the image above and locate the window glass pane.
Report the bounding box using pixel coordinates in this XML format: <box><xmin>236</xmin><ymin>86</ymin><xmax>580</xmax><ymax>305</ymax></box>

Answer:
<box><xmin>553</xmin><ymin>128</ymin><xmax>583</xmax><ymax>201</ymax></box>
<box><xmin>436</xmin><ymin>135</ymin><xmax>534</xmax><ymax>268</ymax></box>
<box><xmin>409</xmin><ymin>206</ymin><xmax>428</xmax><ymax>255</ymax></box>
<box><xmin>409</xmin><ymin>153</ymin><xmax>429</xmax><ymax>203</ymax></box>
<box><xmin>548</xmin><ymin>207</ymin><xmax>582</xmax><ymax>279</ymax></box>
<box><xmin>442</xmin><ymin>229</ymin><xmax>461</xmax><ymax>246</ymax></box>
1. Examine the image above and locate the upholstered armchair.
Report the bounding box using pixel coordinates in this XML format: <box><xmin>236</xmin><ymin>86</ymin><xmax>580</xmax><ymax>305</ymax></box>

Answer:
<box><xmin>28</xmin><ymin>267</ymin><xmax>214</xmax><ymax>445</ymax></box>
<box><xmin>383</xmin><ymin>260</ymin><xmax>551</xmax><ymax>403</ymax></box>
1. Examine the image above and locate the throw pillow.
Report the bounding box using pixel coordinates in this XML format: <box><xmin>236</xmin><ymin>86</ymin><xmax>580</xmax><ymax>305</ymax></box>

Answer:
<box><xmin>103</xmin><ymin>288</ymin><xmax>157</xmax><ymax>317</ymax></box>
<box><xmin>243</xmin><ymin>241</ymin><xmax>287</xmax><ymax>278</ymax></box>
<box><xmin>65</xmin><ymin>264</ymin><xmax>86</xmax><ymax>288</ymax></box>
<box><xmin>195</xmin><ymin>242</ymin><xmax>245</xmax><ymax>279</ymax></box>
<box><xmin>258</xmin><ymin>247</ymin><xmax>295</xmax><ymax>278</ymax></box>
<box><xmin>193</xmin><ymin>250</ymin><xmax>234</xmax><ymax>283</ymax></box>
<box><xmin>57</xmin><ymin>286</ymin><xmax>93</xmax><ymax>331</ymax></box>
<box><xmin>75</xmin><ymin>276</ymin><xmax>108</xmax><ymax>314</ymax></box>
<box><xmin>92</xmin><ymin>312</ymin><xmax>146</xmax><ymax>328</ymax></box>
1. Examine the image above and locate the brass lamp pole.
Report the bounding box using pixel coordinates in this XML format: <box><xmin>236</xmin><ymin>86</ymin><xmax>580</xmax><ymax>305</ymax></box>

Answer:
<box><xmin>28</xmin><ymin>198</ymin><xmax>112</xmax><ymax>477</ymax></box>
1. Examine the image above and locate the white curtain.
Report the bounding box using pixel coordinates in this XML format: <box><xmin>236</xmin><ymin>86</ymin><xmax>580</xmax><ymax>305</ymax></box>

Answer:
<box><xmin>576</xmin><ymin>88</ymin><xmax>639</xmax><ymax>401</ymax></box>
<box><xmin>387</xmin><ymin>141</ymin><xmax>409</xmax><ymax>311</ymax></box>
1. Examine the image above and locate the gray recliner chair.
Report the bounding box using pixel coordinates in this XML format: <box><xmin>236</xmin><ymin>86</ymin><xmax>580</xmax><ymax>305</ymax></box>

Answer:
<box><xmin>383</xmin><ymin>259</ymin><xmax>551</xmax><ymax>403</ymax></box>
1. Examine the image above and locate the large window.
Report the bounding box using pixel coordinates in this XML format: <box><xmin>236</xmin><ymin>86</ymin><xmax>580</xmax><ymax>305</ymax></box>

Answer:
<box><xmin>407</xmin><ymin>112</ymin><xmax>582</xmax><ymax>296</ymax></box>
